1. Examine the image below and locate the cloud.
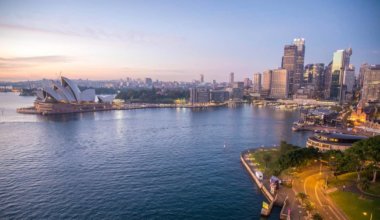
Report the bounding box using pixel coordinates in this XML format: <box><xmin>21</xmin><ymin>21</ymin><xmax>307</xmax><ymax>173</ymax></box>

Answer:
<box><xmin>0</xmin><ymin>55</ymin><xmax>72</xmax><ymax>63</ymax></box>
<box><xmin>0</xmin><ymin>22</ymin><xmax>185</xmax><ymax>45</ymax></box>
<box><xmin>0</xmin><ymin>62</ymin><xmax>36</xmax><ymax>69</ymax></box>
<box><xmin>0</xmin><ymin>55</ymin><xmax>71</xmax><ymax>70</ymax></box>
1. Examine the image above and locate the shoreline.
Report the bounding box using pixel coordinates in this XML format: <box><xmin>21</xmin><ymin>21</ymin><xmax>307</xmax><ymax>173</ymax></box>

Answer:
<box><xmin>16</xmin><ymin>102</ymin><xmax>229</xmax><ymax>115</ymax></box>
<box><xmin>241</xmin><ymin>147</ymin><xmax>290</xmax><ymax>219</ymax></box>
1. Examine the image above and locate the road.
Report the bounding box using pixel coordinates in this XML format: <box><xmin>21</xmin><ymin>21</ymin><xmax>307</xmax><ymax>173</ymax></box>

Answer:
<box><xmin>292</xmin><ymin>165</ymin><xmax>348</xmax><ymax>220</ymax></box>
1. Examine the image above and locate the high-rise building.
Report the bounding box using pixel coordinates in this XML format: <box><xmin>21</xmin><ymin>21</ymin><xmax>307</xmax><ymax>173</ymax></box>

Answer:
<box><xmin>303</xmin><ymin>64</ymin><xmax>314</xmax><ymax>85</ymax></box>
<box><xmin>324</xmin><ymin>62</ymin><xmax>332</xmax><ymax>99</ymax></box>
<box><xmin>229</xmin><ymin>72</ymin><xmax>234</xmax><ymax>85</ymax></box>
<box><xmin>281</xmin><ymin>38</ymin><xmax>306</xmax><ymax>95</ymax></box>
<box><xmin>145</xmin><ymin>78</ymin><xmax>153</xmax><ymax>86</ymax></box>
<box><xmin>253</xmin><ymin>73</ymin><xmax>262</xmax><ymax>92</ymax></box>
<box><xmin>282</xmin><ymin>45</ymin><xmax>297</xmax><ymax>95</ymax></box>
<box><xmin>293</xmin><ymin>38</ymin><xmax>306</xmax><ymax>89</ymax></box>
<box><xmin>270</xmin><ymin>69</ymin><xmax>288</xmax><ymax>99</ymax></box>
<box><xmin>200</xmin><ymin>74</ymin><xmax>204</xmax><ymax>83</ymax></box>
<box><xmin>330</xmin><ymin>48</ymin><xmax>352</xmax><ymax>102</ymax></box>
<box><xmin>343</xmin><ymin>64</ymin><xmax>355</xmax><ymax>93</ymax></box>
<box><xmin>312</xmin><ymin>63</ymin><xmax>325</xmax><ymax>99</ymax></box>
<box><xmin>262</xmin><ymin>70</ymin><xmax>272</xmax><ymax>91</ymax></box>
<box><xmin>243</xmin><ymin>78</ymin><xmax>251</xmax><ymax>88</ymax></box>
<box><xmin>303</xmin><ymin>63</ymin><xmax>325</xmax><ymax>98</ymax></box>
<box><xmin>361</xmin><ymin>64</ymin><xmax>380</xmax><ymax>103</ymax></box>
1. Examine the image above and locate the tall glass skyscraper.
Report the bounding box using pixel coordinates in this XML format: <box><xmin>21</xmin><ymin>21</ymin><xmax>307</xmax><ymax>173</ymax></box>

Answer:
<box><xmin>330</xmin><ymin>48</ymin><xmax>352</xmax><ymax>101</ymax></box>
<box><xmin>281</xmin><ymin>38</ymin><xmax>305</xmax><ymax>96</ymax></box>
<box><xmin>293</xmin><ymin>38</ymin><xmax>306</xmax><ymax>90</ymax></box>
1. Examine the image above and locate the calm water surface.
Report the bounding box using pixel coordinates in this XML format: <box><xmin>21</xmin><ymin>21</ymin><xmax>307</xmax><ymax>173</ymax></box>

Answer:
<box><xmin>0</xmin><ymin>93</ymin><xmax>312</xmax><ymax>219</ymax></box>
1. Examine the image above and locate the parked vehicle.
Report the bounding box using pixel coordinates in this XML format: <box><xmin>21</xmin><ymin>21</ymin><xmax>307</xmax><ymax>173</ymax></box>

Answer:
<box><xmin>255</xmin><ymin>171</ymin><xmax>263</xmax><ymax>180</ymax></box>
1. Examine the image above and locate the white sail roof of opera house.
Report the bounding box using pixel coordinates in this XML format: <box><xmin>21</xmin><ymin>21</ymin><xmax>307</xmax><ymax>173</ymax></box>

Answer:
<box><xmin>38</xmin><ymin>76</ymin><xmax>96</xmax><ymax>103</ymax></box>
<box><xmin>97</xmin><ymin>95</ymin><xmax>115</xmax><ymax>103</ymax></box>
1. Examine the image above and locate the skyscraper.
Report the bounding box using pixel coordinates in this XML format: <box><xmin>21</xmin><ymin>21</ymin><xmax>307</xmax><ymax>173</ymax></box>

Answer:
<box><xmin>243</xmin><ymin>78</ymin><xmax>251</xmax><ymax>88</ymax></box>
<box><xmin>324</xmin><ymin>62</ymin><xmax>333</xmax><ymax>99</ymax></box>
<box><xmin>253</xmin><ymin>73</ymin><xmax>262</xmax><ymax>92</ymax></box>
<box><xmin>303</xmin><ymin>63</ymin><xmax>325</xmax><ymax>95</ymax></box>
<box><xmin>270</xmin><ymin>69</ymin><xmax>288</xmax><ymax>99</ymax></box>
<box><xmin>330</xmin><ymin>48</ymin><xmax>352</xmax><ymax>102</ymax></box>
<box><xmin>360</xmin><ymin>64</ymin><xmax>380</xmax><ymax>103</ymax></box>
<box><xmin>293</xmin><ymin>38</ymin><xmax>306</xmax><ymax>89</ymax></box>
<box><xmin>281</xmin><ymin>38</ymin><xmax>306</xmax><ymax>95</ymax></box>
<box><xmin>343</xmin><ymin>64</ymin><xmax>355</xmax><ymax>93</ymax></box>
<box><xmin>262</xmin><ymin>70</ymin><xmax>272</xmax><ymax>93</ymax></box>
<box><xmin>282</xmin><ymin>45</ymin><xmax>297</xmax><ymax>95</ymax></box>
<box><xmin>229</xmin><ymin>72</ymin><xmax>234</xmax><ymax>85</ymax></box>
<box><xmin>200</xmin><ymin>74</ymin><xmax>204</xmax><ymax>83</ymax></box>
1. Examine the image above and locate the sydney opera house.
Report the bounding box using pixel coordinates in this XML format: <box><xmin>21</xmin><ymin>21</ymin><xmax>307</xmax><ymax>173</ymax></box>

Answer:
<box><xmin>19</xmin><ymin>76</ymin><xmax>115</xmax><ymax>115</ymax></box>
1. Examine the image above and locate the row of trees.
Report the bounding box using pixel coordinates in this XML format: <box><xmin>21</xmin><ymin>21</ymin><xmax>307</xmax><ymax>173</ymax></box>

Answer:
<box><xmin>335</xmin><ymin>135</ymin><xmax>380</xmax><ymax>183</ymax></box>
<box><xmin>115</xmin><ymin>88</ymin><xmax>189</xmax><ymax>103</ymax></box>
<box><xmin>264</xmin><ymin>141</ymin><xmax>321</xmax><ymax>176</ymax></box>
<box><xmin>269</xmin><ymin>136</ymin><xmax>379</xmax><ymax>184</ymax></box>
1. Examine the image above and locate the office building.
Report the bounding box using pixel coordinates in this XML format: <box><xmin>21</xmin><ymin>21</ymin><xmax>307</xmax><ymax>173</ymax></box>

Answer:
<box><xmin>200</xmin><ymin>74</ymin><xmax>204</xmax><ymax>83</ymax></box>
<box><xmin>261</xmin><ymin>70</ymin><xmax>272</xmax><ymax>97</ymax></box>
<box><xmin>343</xmin><ymin>64</ymin><xmax>355</xmax><ymax>93</ymax></box>
<box><xmin>282</xmin><ymin>38</ymin><xmax>306</xmax><ymax>95</ymax></box>
<box><xmin>293</xmin><ymin>38</ymin><xmax>306</xmax><ymax>89</ymax></box>
<box><xmin>361</xmin><ymin>64</ymin><xmax>380</xmax><ymax>103</ymax></box>
<box><xmin>303</xmin><ymin>63</ymin><xmax>325</xmax><ymax>98</ymax></box>
<box><xmin>282</xmin><ymin>45</ymin><xmax>297</xmax><ymax>94</ymax></box>
<box><xmin>324</xmin><ymin>62</ymin><xmax>333</xmax><ymax>99</ymax></box>
<box><xmin>210</xmin><ymin>90</ymin><xmax>229</xmax><ymax>102</ymax></box>
<box><xmin>229</xmin><ymin>72</ymin><xmax>234</xmax><ymax>85</ymax></box>
<box><xmin>226</xmin><ymin>87</ymin><xmax>243</xmax><ymax>100</ymax></box>
<box><xmin>330</xmin><ymin>48</ymin><xmax>352</xmax><ymax>102</ymax></box>
<box><xmin>243</xmin><ymin>78</ymin><xmax>251</xmax><ymax>88</ymax></box>
<box><xmin>189</xmin><ymin>87</ymin><xmax>210</xmax><ymax>104</ymax></box>
<box><xmin>269</xmin><ymin>69</ymin><xmax>288</xmax><ymax>99</ymax></box>
<box><xmin>253</xmin><ymin>73</ymin><xmax>262</xmax><ymax>93</ymax></box>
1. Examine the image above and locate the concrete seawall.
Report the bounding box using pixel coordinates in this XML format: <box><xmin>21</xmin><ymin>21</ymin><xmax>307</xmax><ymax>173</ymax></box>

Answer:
<box><xmin>240</xmin><ymin>150</ymin><xmax>275</xmax><ymax>216</ymax></box>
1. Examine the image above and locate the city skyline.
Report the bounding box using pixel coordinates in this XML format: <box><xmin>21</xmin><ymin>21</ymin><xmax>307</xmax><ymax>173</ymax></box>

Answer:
<box><xmin>1</xmin><ymin>0</ymin><xmax>380</xmax><ymax>82</ymax></box>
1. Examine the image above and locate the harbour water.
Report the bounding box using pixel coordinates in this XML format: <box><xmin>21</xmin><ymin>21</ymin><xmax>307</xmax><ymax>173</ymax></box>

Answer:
<box><xmin>0</xmin><ymin>93</ymin><xmax>312</xmax><ymax>219</ymax></box>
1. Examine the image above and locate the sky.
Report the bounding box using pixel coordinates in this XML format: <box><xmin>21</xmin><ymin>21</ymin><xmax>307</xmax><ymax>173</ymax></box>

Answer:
<box><xmin>0</xmin><ymin>0</ymin><xmax>379</xmax><ymax>82</ymax></box>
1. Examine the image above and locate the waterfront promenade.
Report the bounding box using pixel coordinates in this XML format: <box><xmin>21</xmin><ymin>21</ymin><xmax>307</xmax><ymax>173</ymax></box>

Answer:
<box><xmin>17</xmin><ymin>102</ymin><xmax>228</xmax><ymax>115</ymax></box>
<box><xmin>241</xmin><ymin>148</ymin><xmax>303</xmax><ymax>219</ymax></box>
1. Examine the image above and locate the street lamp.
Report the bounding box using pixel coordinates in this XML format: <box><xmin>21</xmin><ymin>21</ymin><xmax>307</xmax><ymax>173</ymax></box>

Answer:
<box><xmin>363</xmin><ymin>212</ymin><xmax>373</xmax><ymax>220</ymax></box>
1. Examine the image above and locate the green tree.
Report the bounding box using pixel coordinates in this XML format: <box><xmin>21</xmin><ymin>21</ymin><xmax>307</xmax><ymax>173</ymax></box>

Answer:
<box><xmin>365</xmin><ymin>136</ymin><xmax>380</xmax><ymax>182</ymax></box>
<box><xmin>312</xmin><ymin>213</ymin><xmax>323</xmax><ymax>220</ymax></box>
<box><xmin>297</xmin><ymin>192</ymin><xmax>308</xmax><ymax>204</ymax></box>
<box><xmin>263</xmin><ymin>153</ymin><xmax>272</xmax><ymax>168</ymax></box>
<box><xmin>347</xmin><ymin>135</ymin><xmax>380</xmax><ymax>182</ymax></box>
<box><xmin>279</xmin><ymin>141</ymin><xmax>299</xmax><ymax>155</ymax></box>
<box><xmin>359</xmin><ymin>178</ymin><xmax>370</xmax><ymax>191</ymax></box>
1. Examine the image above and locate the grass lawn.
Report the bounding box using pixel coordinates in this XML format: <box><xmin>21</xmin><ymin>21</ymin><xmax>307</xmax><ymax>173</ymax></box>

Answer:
<box><xmin>330</xmin><ymin>191</ymin><xmax>380</xmax><ymax>220</ymax></box>
<box><xmin>328</xmin><ymin>172</ymin><xmax>380</xmax><ymax>196</ymax></box>
<box><xmin>367</xmin><ymin>181</ymin><xmax>380</xmax><ymax>196</ymax></box>
<box><xmin>248</xmin><ymin>148</ymin><xmax>280</xmax><ymax>176</ymax></box>
<box><xmin>328</xmin><ymin>172</ymin><xmax>357</xmax><ymax>188</ymax></box>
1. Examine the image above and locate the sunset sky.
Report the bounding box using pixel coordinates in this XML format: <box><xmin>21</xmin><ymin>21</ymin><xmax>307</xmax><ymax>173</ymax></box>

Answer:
<box><xmin>0</xmin><ymin>0</ymin><xmax>379</xmax><ymax>82</ymax></box>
